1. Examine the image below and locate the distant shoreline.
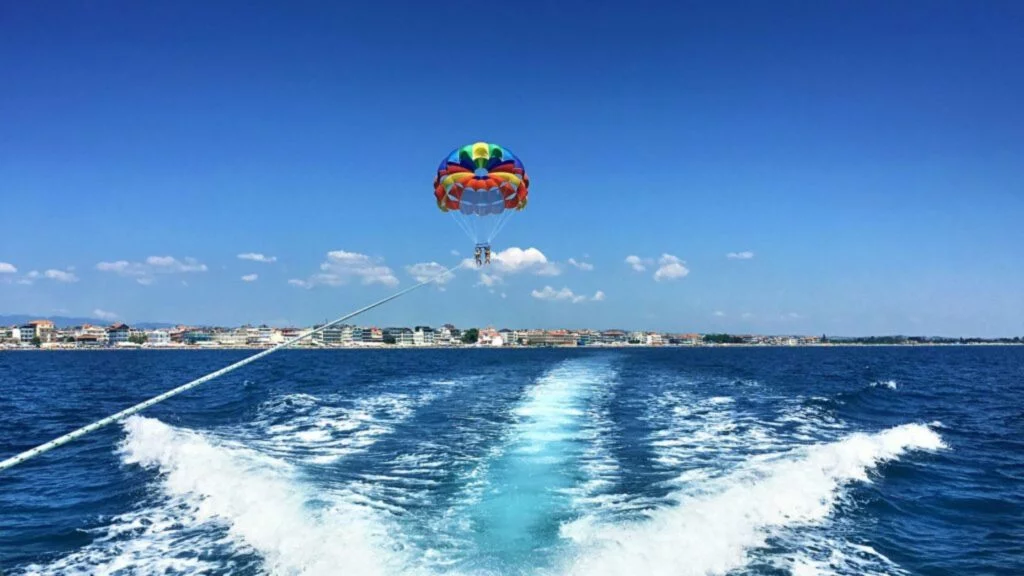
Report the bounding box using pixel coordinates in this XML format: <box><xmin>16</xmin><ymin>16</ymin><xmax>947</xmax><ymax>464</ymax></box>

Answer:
<box><xmin>3</xmin><ymin>342</ymin><xmax>1022</xmax><ymax>352</ymax></box>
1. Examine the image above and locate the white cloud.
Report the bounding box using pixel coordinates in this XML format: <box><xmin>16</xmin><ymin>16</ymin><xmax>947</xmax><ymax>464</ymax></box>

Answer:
<box><xmin>290</xmin><ymin>250</ymin><xmax>398</xmax><ymax>288</ymax></box>
<box><xmin>713</xmin><ymin>311</ymin><xmax>726</xmax><ymax>317</ymax></box>
<box><xmin>464</xmin><ymin>247</ymin><xmax>560</xmax><ymax>276</ymax></box>
<box><xmin>654</xmin><ymin>254</ymin><xmax>689</xmax><ymax>281</ymax></box>
<box><xmin>13</xmin><ymin>268</ymin><xmax>77</xmax><ymax>284</ymax></box>
<box><xmin>500</xmin><ymin>292</ymin><xmax>507</xmax><ymax>299</ymax></box>
<box><xmin>241</xmin><ymin>274</ymin><xmax>258</xmax><ymax>282</ymax></box>
<box><xmin>0</xmin><ymin>262</ymin><xmax>16</xmax><ymax>274</ymax></box>
<box><xmin>727</xmin><ymin>251</ymin><xmax>755</xmax><ymax>260</ymax></box>
<box><xmin>44</xmin><ymin>269</ymin><xmax>78</xmax><ymax>283</ymax></box>
<box><xmin>477</xmin><ymin>272</ymin><xmax>503</xmax><ymax>287</ymax></box>
<box><xmin>406</xmin><ymin>262</ymin><xmax>454</xmax><ymax>285</ymax></box>
<box><xmin>568</xmin><ymin>258</ymin><xmax>594</xmax><ymax>271</ymax></box>
<box><xmin>625</xmin><ymin>255</ymin><xmax>649</xmax><ymax>272</ymax></box>
<box><xmin>93</xmin><ymin>309</ymin><xmax>118</xmax><ymax>321</ymax></box>
<box><xmin>96</xmin><ymin>256</ymin><xmax>207</xmax><ymax>284</ymax></box>
<box><xmin>146</xmin><ymin>256</ymin><xmax>207</xmax><ymax>272</ymax></box>
<box><xmin>238</xmin><ymin>253</ymin><xmax>277</xmax><ymax>263</ymax></box>
<box><xmin>786</xmin><ymin>312</ymin><xmax>802</xmax><ymax>319</ymax></box>
<box><xmin>531</xmin><ymin>286</ymin><xmax>604</xmax><ymax>304</ymax></box>
<box><xmin>450</xmin><ymin>249</ymin><xmax>460</xmax><ymax>256</ymax></box>
<box><xmin>742</xmin><ymin>312</ymin><xmax>754</xmax><ymax>319</ymax></box>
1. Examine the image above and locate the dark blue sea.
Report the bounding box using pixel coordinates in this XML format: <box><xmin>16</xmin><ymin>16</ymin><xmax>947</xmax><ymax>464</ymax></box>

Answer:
<box><xmin>1</xmin><ymin>347</ymin><xmax>1021</xmax><ymax>575</ymax></box>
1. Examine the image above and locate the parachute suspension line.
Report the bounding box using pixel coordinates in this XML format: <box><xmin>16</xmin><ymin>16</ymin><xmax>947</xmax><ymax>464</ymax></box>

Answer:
<box><xmin>449</xmin><ymin>211</ymin><xmax>476</xmax><ymax>244</ymax></box>
<box><xmin>487</xmin><ymin>209</ymin><xmax>515</xmax><ymax>244</ymax></box>
<box><xmin>0</xmin><ymin>259</ymin><xmax>467</xmax><ymax>474</ymax></box>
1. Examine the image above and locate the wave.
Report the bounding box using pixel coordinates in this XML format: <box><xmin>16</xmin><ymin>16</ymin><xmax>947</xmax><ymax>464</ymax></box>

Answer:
<box><xmin>559</xmin><ymin>422</ymin><xmax>946</xmax><ymax>576</ymax></box>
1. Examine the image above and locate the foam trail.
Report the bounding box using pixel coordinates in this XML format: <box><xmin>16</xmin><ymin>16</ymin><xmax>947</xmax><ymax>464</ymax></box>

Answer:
<box><xmin>447</xmin><ymin>360</ymin><xmax>617</xmax><ymax>573</ymax></box>
<box><xmin>561</xmin><ymin>423</ymin><xmax>946</xmax><ymax>576</ymax></box>
<box><xmin>114</xmin><ymin>416</ymin><xmax>409</xmax><ymax>576</ymax></box>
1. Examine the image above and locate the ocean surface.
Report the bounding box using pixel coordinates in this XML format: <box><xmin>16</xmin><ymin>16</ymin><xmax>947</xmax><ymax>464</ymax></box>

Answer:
<box><xmin>0</xmin><ymin>347</ymin><xmax>1021</xmax><ymax>575</ymax></box>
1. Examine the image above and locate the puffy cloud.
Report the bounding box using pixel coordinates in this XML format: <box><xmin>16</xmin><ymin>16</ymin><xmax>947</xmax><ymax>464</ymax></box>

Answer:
<box><xmin>241</xmin><ymin>274</ymin><xmax>258</xmax><ymax>282</ymax></box>
<box><xmin>464</xmin><ymin>247</ymin><xmax>560</xmax><ymax>276</ymax></box>
<box><xmin>43</xmin><ymin>269</ymin><xmax>79</xmax><ymax>283</ymax></box>
<box><xmin>626</xmin><ymin>254</ymin><xmax>690</xmax><ymax>280</ymax></box>
<box><xmin>238</xmin><ymin>253</ymin><xmax>277</xmax><ymax>263</ymax></box>
<box><xmin>568</xmin><ymin>258</ymin><xmax>594</xmax><ymax>271</ymax></box>
<box><xmin>0</xmin><ymin>262</ymin><xmax>16</xmax><ymax>274</ymax></box>
<box><xmin>406</xmin><ymin>262</ymin><xmax>454</xmax><ymax>285</ymax></box>
<box><xmin>96</xmin><ymin>256</ymin><xmax>207</xmax><ymax>285</ymax></box>
<box><xmin>625</xmin><ymin>255</ymin><xmax>649</xmax><ymax>272</ymax></box>
<box><xmin>727</xmin><ymin>251</ymin><xmax>754</xmax><ymax>260</ymax></box>
<box><xmin>713</xmin><ymin>311</ymin><xmax>726</xmax><ymax>317</ymax></box>
<box><xmin>654</xmin><ymin>254</ymin><xmax>689</xmax><ymax>281</ymax></box>
<box><xmin>290</xmin><ymin>250</ymin><xmax>398</xmax><ymax>289</ymax></box>
<box><xmin>93</xmin><ymin>309</ymin><xmax>118</xmax><ymax>321</ymax></box>
<box><xmin>476</xmin><ymin>272</ymin><xmax>503</xmax><ymax>287</ymax></box>
<box><xmin>531</xmin><ymin>286</ymin><xmax>604</xmax><ymax>304</ymax></box>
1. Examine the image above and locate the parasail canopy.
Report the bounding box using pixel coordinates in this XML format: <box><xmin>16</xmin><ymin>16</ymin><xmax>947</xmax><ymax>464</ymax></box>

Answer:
<box><xmin>433</xmin><ymin>141</ymin><xmax>529</xmax><ymax>245</ymax></box>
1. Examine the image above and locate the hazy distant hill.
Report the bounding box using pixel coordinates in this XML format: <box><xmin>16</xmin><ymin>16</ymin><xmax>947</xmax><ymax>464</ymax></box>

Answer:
<box><xmin>0</xmin><ymin>315</ymin><xmax>176</xmax><ymax>329</ymax></box>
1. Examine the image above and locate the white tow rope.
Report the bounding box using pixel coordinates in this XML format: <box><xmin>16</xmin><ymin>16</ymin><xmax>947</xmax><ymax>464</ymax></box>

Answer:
<box><xmin>0</xmin><ymin>260</ymin><xmax>465</xmax><ymax>474</ymax></box>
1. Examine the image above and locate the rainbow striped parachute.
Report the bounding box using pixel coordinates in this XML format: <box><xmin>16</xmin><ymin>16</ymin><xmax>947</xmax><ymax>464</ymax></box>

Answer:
<box><xmin>433</xmin><ymin>142</ymin><xmax>529</xmax><ymax>246</ymax></box>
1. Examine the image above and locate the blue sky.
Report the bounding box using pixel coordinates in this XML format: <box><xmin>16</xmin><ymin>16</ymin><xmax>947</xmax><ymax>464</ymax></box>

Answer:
<box><xmin>1</xmin><ymin>1</ymin><xmax>1022</xmax><ymax>336</ymax></box>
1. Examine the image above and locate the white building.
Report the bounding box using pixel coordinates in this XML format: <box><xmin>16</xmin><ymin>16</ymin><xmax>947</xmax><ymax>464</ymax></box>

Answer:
<box><xmin>413</xmin><ymin>326</ymin><xmax>435</xmax><ymax>346</ymax></box>
<box><xmin>216</xmin><ymin>330</ymin><xmax>247</xmax><ymax>346</ymax></box>
<box><xmin>148</xmin><ymin>330</ymin><xmax>171</xmax><ymax>345</ymax></box>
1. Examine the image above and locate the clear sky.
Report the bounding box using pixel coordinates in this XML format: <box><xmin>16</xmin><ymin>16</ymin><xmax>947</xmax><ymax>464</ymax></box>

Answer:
<box><xmin>2</xmin><ymin>1</ymin><xmax>1022</xmax><ymax>336</ymax></box>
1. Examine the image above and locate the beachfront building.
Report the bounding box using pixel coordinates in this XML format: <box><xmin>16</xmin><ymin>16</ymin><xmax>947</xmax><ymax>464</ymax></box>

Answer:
<box><xmin>524</xmin><ymin>330</ymin><xmax>577</xmax><ymax>347</ymax></box>
<box><xmin>362</xmin><ymin>327</ymin><xmax>383</xmax><ymax>344</ymax></box>
<box><xmin>74</xmin><ymin>325</ymin><xmax>109</xmax><ymax>346</ymax></box>
<box><xmin>107</xmin><ymin>323</ymin><xmax>131</xmax><ymax>345</ymax></box>
<box><xmin>1</xmin><ymin>327</ymin><xmax>23</xmax><ymax>345</ymax></box>
<box><xmin>148</xmin><ymin>330</ymin><xmax>171</xmax><ymax>346</ymax></box>
<box><xmin>413</xmin><ymin>326</ymin><xmax>435</xmax><ymax>346</ymax></box>
<box><xmin>383</xmin><ymin>327</ymin><xmax>414</xmax><ymax>346</ymax></box>
<box><xmin>19</xmin><ymin>320</ymin><xmax>54</xmax><ymax>343</ymax></box>
<box><xmin>215</xmin><ymin>329</ymin><xmax>247</xmax><ymax>347</ymax></box>
<box><xmin>182</xmin><ymin>329</ymin><xmax>214</xmax><ymax>345</ymax></box>
<box><xmin>477</xmin><ymin>327</ymin><xmax>499</xmax><ymax>346</ymax></box>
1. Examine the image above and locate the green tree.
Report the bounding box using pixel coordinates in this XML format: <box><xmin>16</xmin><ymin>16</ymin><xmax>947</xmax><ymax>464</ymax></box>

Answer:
<box><xmin>31</xmin><ymin>336</ymin><xmax>41</xmax><ymax>347</ymax></box>
<box><xmin>461</xmin><ymin>328</ymin><xmax>479</xmax><ymax>344</ymax></box>
<box><xmin>129</xmin><ymin>333</ymin><xmax>148</xmax><ymax>345</ymax></box>
<box><xmin>383</xmin><ymin>334</ymin><xmax>397</xmax><ymax>344</ymax></box>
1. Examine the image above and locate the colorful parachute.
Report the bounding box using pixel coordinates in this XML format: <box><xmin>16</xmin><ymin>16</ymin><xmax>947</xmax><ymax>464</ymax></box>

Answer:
<box><xmin>433</xmin><ymin>142</ymin><xmax>529</xmax><ymax>247</ymax></box>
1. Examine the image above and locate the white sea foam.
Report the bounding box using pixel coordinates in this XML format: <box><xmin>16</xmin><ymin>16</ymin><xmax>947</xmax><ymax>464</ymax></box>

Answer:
<box><xmin>20</xmin><ymin>415</ymin><xmax>427</xmax><ymax>576</ymax></box>
<box><xmin>423</xmin><ymin>359</ymin><xmax>623</xmax><ymax>573</ymax></box>
<box><xmin>870</xmin><ymin>380</ymin><xmax>898</xmax><ymax>390</ymax></box>
<box><xmin>559</xmin><ymin>422</ymin><xmax>946</xmax><ymax>576</ymax></box>
<box><xmin>245</xmin><ymin>378</ymin><xmax>462</xmax><ymax>465</ymax></box>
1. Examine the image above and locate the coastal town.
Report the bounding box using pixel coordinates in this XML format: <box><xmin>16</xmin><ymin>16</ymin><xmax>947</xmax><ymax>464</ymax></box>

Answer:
<box><xmin>1</xmin><ymin>319</ymin><xmax>1020</xmax><ymax>350</ymax></box>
